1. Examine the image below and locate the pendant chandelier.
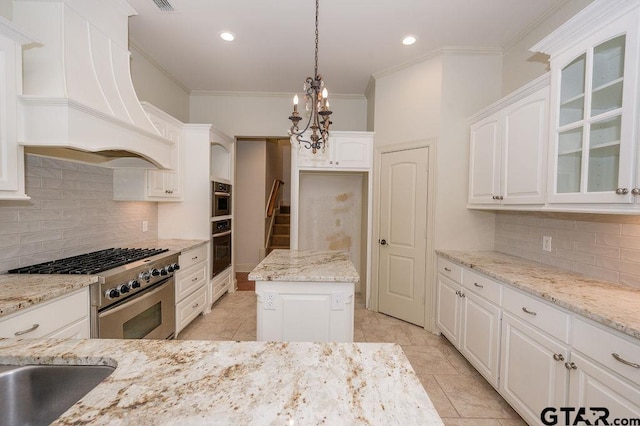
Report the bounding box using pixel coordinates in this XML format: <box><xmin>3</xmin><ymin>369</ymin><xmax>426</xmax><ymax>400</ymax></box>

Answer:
<box><xmin>288</xmin><ymin>0</ymin><xmax>333</xmax><ymax>154</ymax></box>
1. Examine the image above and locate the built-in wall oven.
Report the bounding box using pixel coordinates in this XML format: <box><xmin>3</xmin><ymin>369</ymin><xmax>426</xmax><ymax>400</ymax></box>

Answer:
<box><xmin>212</xmin><ymin>218</ymin><xmax>232</xmax><ymax>278</ymax></box>
<box><xmin>212</xmin><ymin>181</ymin><xmax>231</xmax><ymax>217</ymax></box>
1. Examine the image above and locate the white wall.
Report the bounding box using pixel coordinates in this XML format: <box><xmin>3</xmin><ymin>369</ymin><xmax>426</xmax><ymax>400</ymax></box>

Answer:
<box><xmin>501</xmin><ymin>0</ymin><xmax>594</xmax><ymax>94</ymax></box>
<box><xmin>189</xmin><ymin>92</ymin><xmax>367</xmax><ymax>138</ymax></box>
<box><xmin>235</xmin><ymin>141</ymin><xmax>267</xmax><ymax>272</ymax></box>
<box><xmin>130</xmin><ymin>43</ymin><xmax>190</xmax><ymax>122</ymax></box>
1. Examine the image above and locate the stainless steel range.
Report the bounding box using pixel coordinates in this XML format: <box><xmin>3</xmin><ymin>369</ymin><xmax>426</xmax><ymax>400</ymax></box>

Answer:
<box><xmin>9</xmin><ymin>248</ymin><xmax>179</xmax><ymax>340</ymax></box>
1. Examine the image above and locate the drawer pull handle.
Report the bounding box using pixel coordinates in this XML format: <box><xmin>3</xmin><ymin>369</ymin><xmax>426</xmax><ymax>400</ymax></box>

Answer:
<box><xmin>564</xmin><ymin>361</ymin><xmax>577</xmax><ymax>370</ymax></box>
<box><xmin>192</xmin><ymin>256</ymin><xmax>198</xmax><ymax>261</ymax></box>
<box><xmin>474</xmin><ymin>282</ymin><xmax>484</xmax><ymax>288</ymax></box>
<box><xmin>612</xmin><ymin>353</ymin><xmax>640</xmax><ymax>369</ymax></box>
<box><xmin>444</xmin><ymin>267</ymin><xmax>452</xmax><ymax>272</ymax></box>
<box><xmin>552</xmin><ymin>353</ymin><xmax>564</xmax><ymax>361</ymax></box>
<box><xmin>15</xmin><ymin>324</ymin><xmax>40</xmax><ymax>336</ymax></box>
<box><xmin>522</xmin><ymin>307</ymin><xmax>537</xmax><ymax>316</ymax></box>
<box><xmin>192</xmin><ymin>303</ymin><xmax>199</xmax><ymax>309</ymax></box>
<box><xmin>192</xmin><ymin>277</ymin><xmax>199</xmax><ymax>282</ymax></box>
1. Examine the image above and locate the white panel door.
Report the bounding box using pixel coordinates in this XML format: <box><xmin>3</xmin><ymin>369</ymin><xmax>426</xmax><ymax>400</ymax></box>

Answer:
<box><xmin>469</xmin><ymin>115</ymin><xmax>501</xmax><ymax>204</ymax></box>
<box><xmin>378</xmin><ymin>147</ymin><xmax>428</xmax><ymax>326</ymax></box>
<box><xmin>502</xmin><ymin>86</ymin><xmax>549</xmax><ymax>204</ymax></box>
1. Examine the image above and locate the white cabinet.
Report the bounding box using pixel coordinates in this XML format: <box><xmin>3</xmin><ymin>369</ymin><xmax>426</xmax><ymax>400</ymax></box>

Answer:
<box><xmin>500</xmin><ymin>312</ymin><xmax>570</xmax><ymax>424</ymax></box>
<box><xmin>468</xmin><ymin>76</ymin><xmax>549</xmax><ymax>206</ymax></box>
<box><xmin>174</xmin><ymin>243</ymin><xmax>209</xmax><ymax>337</ymax></box>
<box><xmin>296</xmin><ymin>132</ymin><xmax>372</xmax><ymax>170</ymax></box>
<box><xmin>532</xmin><ymin>0</ymin><xmax>640</xmax><ymax>205</ymax></box>
<box><xmin>0</xmin><ymin>18</ymin><xmax>34</xmax><ymax>200</ymax></box>
<box><xmin>210</xmin><ymin>266</ymin><xmax>232</xmax><ymax>305</ymax></box>
<box><xmin>568</xmin><ymin>317</ymin><xmax>640</xmax><ymax>419</ymax></box>
<box><xmin>113</xmin><ymin>103</ymin><xmax>182</xmax><ymax>201</ymax></box>
<box><xmin>0</xmin><ymin>288</ymin><xmax>90</xmax><ymax>339</ymax></box>
<box><xmin>435</xmin><ymin>257</ymin><xmax>502</xmax><ymax>387</ymax></box>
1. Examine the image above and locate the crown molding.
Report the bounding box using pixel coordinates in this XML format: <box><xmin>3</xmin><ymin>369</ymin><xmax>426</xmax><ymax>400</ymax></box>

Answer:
<box><xmin>189</xmin><ymin>90</ymin><xmax>366</xmax><ymax>100</ymax></box>
<box><xmin>502</xmin><ymin>0</ymin><xmax>569</xmax><ymax>52</ymax></box>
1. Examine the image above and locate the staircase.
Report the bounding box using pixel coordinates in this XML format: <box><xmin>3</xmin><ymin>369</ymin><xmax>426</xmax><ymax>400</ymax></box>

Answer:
<box><xmin>268</xmin><ymin>205</ymin><xmax>290</xmax><ymax>254</ymax></box>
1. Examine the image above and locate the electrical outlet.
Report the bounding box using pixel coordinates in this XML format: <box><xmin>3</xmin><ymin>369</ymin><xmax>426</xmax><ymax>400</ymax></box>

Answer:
<box><xmin>332</xmin><ymin>291</ymin><xmax>344</xmax><ymax>310</ymax></box>
<box><xmin>142</xmin><ymin>220</ymin><xmax>148</xmax><ymax>232</ymax></box>
<box><xmin>542</xmin><ymin>236</ymin><xmax>552</xmax><ymax>252</ymax></box>
<box><xmin>264</xmin><ymin>292</ymin><xmax>276</xmax><ymax>310</ymax></box>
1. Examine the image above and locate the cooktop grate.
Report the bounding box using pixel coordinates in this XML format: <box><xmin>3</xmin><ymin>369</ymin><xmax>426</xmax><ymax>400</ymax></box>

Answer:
<box><xmin>7</xmin><ymin>248</ymin><xmax>169</xmax><ymax>275</ymax></box>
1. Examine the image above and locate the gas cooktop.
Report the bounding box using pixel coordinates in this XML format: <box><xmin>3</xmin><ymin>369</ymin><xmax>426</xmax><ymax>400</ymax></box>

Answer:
<box><xmin>8</xmin><ymin>248</ymin><xmax>169</xmax><ymax>275</ymax></box>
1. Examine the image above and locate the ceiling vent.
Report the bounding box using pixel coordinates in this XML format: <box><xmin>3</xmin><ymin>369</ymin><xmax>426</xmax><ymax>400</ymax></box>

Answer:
<box><xmin>152</xmin><ymin>0</ymin><xmax>174</xmax><ymax>12</ymax></box>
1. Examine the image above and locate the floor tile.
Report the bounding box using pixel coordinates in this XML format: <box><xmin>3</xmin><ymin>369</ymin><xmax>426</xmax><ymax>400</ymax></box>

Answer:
<box><xmin>443</xmin><ymin>418</ymin><xmax>502</xmax><ymax>426</ymax></box>
<box><xmin>417</xmin><ymin>374</ymin><xmax>459</xmax><ymax>418</ymax></box>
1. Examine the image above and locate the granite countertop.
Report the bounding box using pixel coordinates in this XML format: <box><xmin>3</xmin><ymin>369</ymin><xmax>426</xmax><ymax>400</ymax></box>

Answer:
<box><xmin>248</xmin><ymin>250</ymin><xmax>360</xmax><ymax>283</ymax></box>
<box><xmin>437</xmin><ymin>250</ymin><xmax>640</xmax><ymax>340</ymax></box>
<box><xmin>0</xmin><ymin>338</ymin><xmax>442</xmax><ymax>425</ymax></box>
<box><xmin>0</xmin><ymin>239</ymin><xmax>207</xmax><ymax>318</ymax></box>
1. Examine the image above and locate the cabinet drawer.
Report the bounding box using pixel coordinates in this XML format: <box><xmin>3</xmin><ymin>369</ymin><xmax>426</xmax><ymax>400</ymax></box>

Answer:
<box><xmin>462</xmin><ymin>269</ymin><xmax>502</xmax><ymax>305</ymax></box>
<box><xmin>0</xmin><ymin>288</ymin><xmax>89</xmax><ymax>339</ymax></box>
<box><xmin>437</xmin><ymin>257</ymin><xmax>462</xmax><ymax>283</ymax></box>
<box><xmin>178</xmin><ymin>244</ymin><xmax>207</xmax><ymax>270</ymax></box>
<box><xmin>176</xmin><ymin>285</ymin><xmax>208</xmax><ymax>334</ymax></box>
<box><xmin>175</xmin><ymin>263</ymin><xmax>207</xmax><ymax>302</ymax></box>
<box><xmin>503</xmin><ymin>287</ymin><xmax>570</xmax><ymax>343</ymax></box>
<box><xmin>573</xmin><ymin>317</ymin><xmax>640</xmax><ymax>386</ymax></box>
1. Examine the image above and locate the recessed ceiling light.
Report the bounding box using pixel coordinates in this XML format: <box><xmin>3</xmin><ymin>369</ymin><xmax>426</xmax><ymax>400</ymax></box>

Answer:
<box><xmin>402</xmin><ymin>35</ymin><xmax>417</xmax><ymax>46</ymax></box>
<box><xmin>220</xmin><ymin>31</ymin><xmax>236</xmax><ymax>42</ymax></box>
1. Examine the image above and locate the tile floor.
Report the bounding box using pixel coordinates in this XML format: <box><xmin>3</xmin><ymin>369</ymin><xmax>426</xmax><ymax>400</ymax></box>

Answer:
<box><xmin>178</xmin><ymin>291</ymin><xmax>526</xmax><ymax>426</ymax></box>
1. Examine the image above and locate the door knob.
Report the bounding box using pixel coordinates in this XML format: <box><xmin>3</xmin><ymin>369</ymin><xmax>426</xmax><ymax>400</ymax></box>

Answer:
<box><xmin>379</xmin><ymin>239</ymin><xmax>387</xmax><ymax>245</ymax></box>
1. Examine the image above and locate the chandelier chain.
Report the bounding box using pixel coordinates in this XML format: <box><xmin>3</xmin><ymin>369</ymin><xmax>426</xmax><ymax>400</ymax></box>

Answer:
<box><xmin>314</xmin><ymin>0</ymin><xmax>319</xmax><ymax>79</ymax></box>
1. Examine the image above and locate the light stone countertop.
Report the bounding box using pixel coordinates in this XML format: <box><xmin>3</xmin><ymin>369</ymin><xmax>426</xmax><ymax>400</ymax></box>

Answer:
<box><xmin>0</xmin><ymin>338</ymin><xmax>442</xmax><ymax>425</ymax></box>
<box><xmin>248</xmin><ymin>249</ymin><xmax>360</xmax><ymax>283</ymax></box>
<box><xmin>0</xmin><ymin>239</ymin><xmax>207</xmax><ymax>318</ymax></box>
<box><xmin>437</xmin><ymin>250</ymin><xmax>640</xmax><ymax>340</ymax></box>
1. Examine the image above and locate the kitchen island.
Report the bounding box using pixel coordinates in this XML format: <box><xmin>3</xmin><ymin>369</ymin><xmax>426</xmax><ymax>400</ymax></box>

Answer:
<box><xmin>249</xmin><ymin>250</ymin><xmax>359</xmax><ymax>342</ymax></box>
<box><xmin>0</xmin><ymin>338</ymin><xmax>443</xmax><ymax>425</ymax></box>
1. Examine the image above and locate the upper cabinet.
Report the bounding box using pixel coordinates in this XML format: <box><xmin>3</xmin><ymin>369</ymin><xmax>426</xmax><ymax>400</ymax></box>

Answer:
<box><xmin>468</xmin><ymin>75</ymin><xmax>549</xmax><ymax>207</ymax></box>
<box><xmin>532</xmin><ymin>0</ymin><xmax>640</xmax><ymax>205</ymax></box>
<box><xmin>296</xmin><ymin>132</ymin><xmax>372</xmax><ymax>170</ymax></box>
<box><xmin>0</xmin><ymin>18</ymin><xmax>35</xmax><ymax>200</ymax></box>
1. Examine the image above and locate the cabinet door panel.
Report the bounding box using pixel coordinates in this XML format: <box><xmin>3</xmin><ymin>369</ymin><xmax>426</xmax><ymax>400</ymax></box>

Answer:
<box><xmin>435</xmin><ymin>275</ymin><xmax>461</xmax><ymax>346</ymax></box>
<box><xmin>502</xmin><ymin>87</ymin><xmax>548</xmax><ymax>204</ymax></box>
<box><xmin>469</xmin><ymin>115</ymin><xmax>501</xmax><ymax>204</ymax></box>
<box><xmin>460</xmin><ymin>292</ymin><xmax>501</xmax><ymax>387</ymax></box>
<box><xmin>500</xmin><ymin>313</ymin><xmax>568</xmax><ymax>425</ymax></box>
<box><xmin>334</xmin><ymin>137</ymin><xmax>371</xmax><ymax>169</ymax></box>
<box><xmin>569</xmin><ymin>352</ymin><xmax>640</xmax><ymax>420</ymax></box>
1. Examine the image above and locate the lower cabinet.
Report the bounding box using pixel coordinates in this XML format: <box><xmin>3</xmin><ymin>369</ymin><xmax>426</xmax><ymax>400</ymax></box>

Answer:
<box><xmin>500</xmin><ymin>312</ymin><xmax>569</xmax><ymax>425</ymax></box>
<box><xmin>0</xmin><ymin>288</ymin><xmax>90</xmax><ymax>339</ymax></box>
<box><xmin>174</xmin><ymin>244</ymin><xmax>209</xmax><ymax>337</ymax></box>
<box><xmin>210</xmin><ymin>267</ymin><xmax>232</xmax><ymax>306</ymax></box>
<box><xmin>436</xmin><ymin>258</ymin><xmax>501</xmax><ymax>387</ymax></box>
<box><xmin>436</xmin><ymin>255</ymin><xmax>640</xmax><ymax>425</ymax></box>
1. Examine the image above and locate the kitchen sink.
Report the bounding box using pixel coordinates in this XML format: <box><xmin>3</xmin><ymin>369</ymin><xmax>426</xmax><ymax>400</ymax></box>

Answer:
<box><xmin>0</xmin><ymin>363</ymin><xmax>115</xmax><ymax>426</ymax></box>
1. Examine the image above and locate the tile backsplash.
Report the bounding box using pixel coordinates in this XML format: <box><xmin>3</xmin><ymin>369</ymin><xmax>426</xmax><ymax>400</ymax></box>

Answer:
<box><xmin>0</xmin><ymin>154</ymin><xmax>158</xmax><ymax>273</ymax></box>
<box><xmin>495</xmin><ymin>211</ymin><xmax>640</xmax><ymax>289</ymax></box>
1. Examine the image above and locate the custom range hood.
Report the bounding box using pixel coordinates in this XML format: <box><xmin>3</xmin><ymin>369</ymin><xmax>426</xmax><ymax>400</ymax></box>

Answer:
<box><xmin>13</xmin><ymin>0</ymin><xmax>173</xmax><ymax>168</ymax></box>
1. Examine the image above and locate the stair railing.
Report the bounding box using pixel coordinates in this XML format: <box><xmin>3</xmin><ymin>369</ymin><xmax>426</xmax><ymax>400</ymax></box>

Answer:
<box><xmin>265</xmin><ymin>180</ymin><xmax>285</xmax><ymax>252</ymax></box>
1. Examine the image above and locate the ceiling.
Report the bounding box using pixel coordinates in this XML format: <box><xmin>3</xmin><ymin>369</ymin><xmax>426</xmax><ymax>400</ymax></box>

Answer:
<box><xmin>127</xmin><ymin>0</ymin><xmax>566</xmax><ymax>96</ymax></box>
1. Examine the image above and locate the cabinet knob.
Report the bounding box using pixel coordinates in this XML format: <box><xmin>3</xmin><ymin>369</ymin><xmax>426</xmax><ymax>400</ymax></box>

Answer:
<box><xmin>632</xmin><ymin>188</ymin><xmax>640</xmax><ymax>196</ymax></box>
<box><xmin>616</xmin><ymin>187</ymin><xmax>629</xmax><ymax>195</ymax></box>
<box><xmin>552</xmin><ymin>353</ymin><xmax>565</xmax><ymax>361</ymax></box>
<box><xmin>564</xmin><ymin>361</ymin><xmax>577</xmax><ymax>370</ymax></box>
<box><xmin>335</xmin><ymin>161</ymin><xmax>339</xmax><ymax>165</ymax></box>
<box><xmin>329</xmin><ymin>161</ymin><xmax>333</xmax><ymax>164</ymax></box>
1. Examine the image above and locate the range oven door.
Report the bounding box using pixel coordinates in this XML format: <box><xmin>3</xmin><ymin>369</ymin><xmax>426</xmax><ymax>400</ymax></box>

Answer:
<box><xmin>212</xmin><ymin>230</ymin><xmax>232</xmax><ymax>278</ymax></box>
<box><xmin>98</xmin><ymin>278</ymin><xmax>175</xmax><ymax>340</ymax></box>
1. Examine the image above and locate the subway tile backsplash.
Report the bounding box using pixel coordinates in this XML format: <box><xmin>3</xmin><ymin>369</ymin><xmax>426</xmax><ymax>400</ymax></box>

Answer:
<box><xmin>495</xmin><ymin>211</ymin><xmax>640</xmax><ymax>289</ymax></box>
<box><xmin>0</xmin><ymin>154</ymin><xmax>157</xmax><ymax>273</ymax></box>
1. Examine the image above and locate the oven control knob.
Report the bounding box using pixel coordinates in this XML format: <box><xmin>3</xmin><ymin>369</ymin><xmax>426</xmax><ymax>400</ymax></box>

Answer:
<box><xmin>129</xmin><ymin>279</ymin><xmax>140</xmax><ymax>289</ymax></box>
<box><xmin>119</xmin><ymin>283</ymin><xmax>130</xmax><ymax>294</ymax></box>
<box><xmin>173</xmin><ymin>263</ymin><xmax>180</xmax><ymax>271</ymax></box>
<box><xmin>105</xmin><ymin>288</ymin><xmax>120</xmax><ymax>299</ymax></box>
<box><xmin>160</xmin><ymin>267</ymin><xmax>168</xmax><ymax>276</ymax></box>
<box><xmin>150</xmin><ymin>268</ymin><xmax>160</xmax><ymax>277</ymax></box>
<box><xmin>166</xmin><ymin>264</ymin><xmax>175</xmax><ymax>273</ymax></box>
<box><xmin>139</xmin><ymin>271</ymin><xmax>150</xmax><ymax>281</ymax></box>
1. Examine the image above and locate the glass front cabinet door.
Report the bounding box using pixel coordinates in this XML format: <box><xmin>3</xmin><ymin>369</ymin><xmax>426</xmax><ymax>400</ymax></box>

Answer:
<box><xmin>539</xmin><ymin>4</ymin><xmax>640</xmax><ymax>204</ymax></box>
